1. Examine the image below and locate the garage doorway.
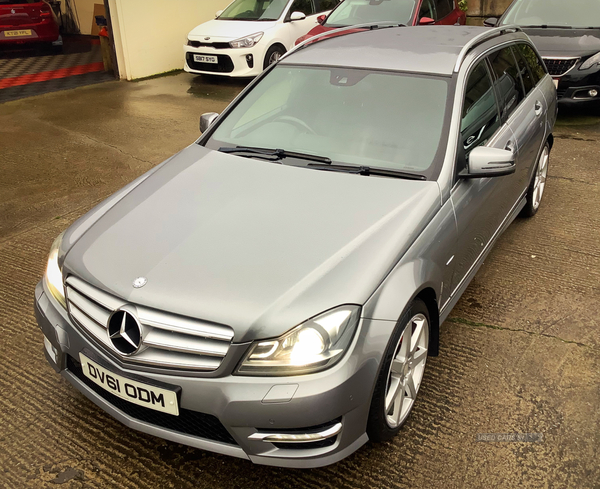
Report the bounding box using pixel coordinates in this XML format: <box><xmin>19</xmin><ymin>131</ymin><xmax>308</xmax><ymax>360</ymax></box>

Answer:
<box><xmin>0</xmin><ymin>0</ymin><xmax>117</xmax><ymax>103</ymax></box>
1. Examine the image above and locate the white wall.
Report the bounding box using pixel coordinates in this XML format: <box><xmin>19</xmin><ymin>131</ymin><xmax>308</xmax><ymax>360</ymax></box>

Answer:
<box><xmin>108</xmin><ymin>0</ymin><xmax>232</xmax><ymax>80</ymax></box>
<box><xmin>60</xmin><ymin>0</ymin><xmax>98</xmax><ymax>35</ymax></box>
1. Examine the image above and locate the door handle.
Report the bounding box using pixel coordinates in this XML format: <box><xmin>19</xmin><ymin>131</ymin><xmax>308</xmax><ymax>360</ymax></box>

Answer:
<box><xmin>534</xmin><ymin>100</ymin><xmax>543</xmax><ymax>116</ymax></box>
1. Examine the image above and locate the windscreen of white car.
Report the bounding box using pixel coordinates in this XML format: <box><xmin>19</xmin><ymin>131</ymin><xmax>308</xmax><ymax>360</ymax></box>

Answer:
<box><xmin>324</xmin><ymin>0</ymin><xmax>417</xmax><ymax>27</ymax></box>
<box><xmin>218</xmin><ymin>0</ymin><xmax>289</xmax><ymax>21</ymax></box>
<box><xmin>206</xmin><ymin>66</ymin><xmax>451</xmax><ymax>179</ymax></box>
<box><xmin>501</xmin><ymin>0</ymin><xmax>600</xmax><ymax>28</ymax></box>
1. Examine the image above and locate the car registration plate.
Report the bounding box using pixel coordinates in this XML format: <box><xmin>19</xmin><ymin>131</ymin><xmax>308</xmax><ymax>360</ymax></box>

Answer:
<box><xmin>194</xmin><ymin>54</ymin><xmax>218</xmax><ymax>64</ymax></box>
<box><xmin>79</xmin><ymin>353</ymin><xmax>179</xmax><ymax>416</ymax></box>
<box><xmin>5</xmin><ymin>29</ymin><xmax>32</xmax><ymax>37</ymax></box>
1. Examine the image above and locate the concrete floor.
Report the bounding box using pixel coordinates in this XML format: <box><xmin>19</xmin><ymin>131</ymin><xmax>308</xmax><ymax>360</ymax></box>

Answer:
<box><xmin>0</xmin><ymin>74</ymin><xmax>598</xmax><ymax>488</ymax></box>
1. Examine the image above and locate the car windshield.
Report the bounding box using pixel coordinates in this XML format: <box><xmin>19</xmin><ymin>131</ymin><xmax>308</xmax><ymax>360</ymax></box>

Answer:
<box><xmin>501</xmin><ymin>0</ymin><xmax>600</xmax><ymax>28</ymax></box>
<box><xmin>218</xmin><ymin>0</ymin><xmax>288</xmax><ymax>21</ymax></box>
<box><xmin>205</xmin><ymin>65</ymin><xmax>451</xmax><ymax>178</ymax></box>
<box><xmin>325</xmin><ymin>0</ymin><xmax>417</xmax><ymax>28</ymax></box>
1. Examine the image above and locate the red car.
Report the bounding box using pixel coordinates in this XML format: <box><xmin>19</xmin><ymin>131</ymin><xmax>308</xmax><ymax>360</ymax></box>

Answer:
<box><xmin>0</xmin><ymin>0</ymin><xmax>62</xmax><ymax>51</ymax></box>
<box><xmin>296</xmin><ymin>0</ymin><xmax>466</xmax><ymax>45</ymax></box>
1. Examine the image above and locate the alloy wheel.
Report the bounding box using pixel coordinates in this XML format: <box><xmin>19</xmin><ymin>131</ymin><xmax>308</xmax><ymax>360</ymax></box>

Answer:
<box><xmin>533</xmin><ymin>146</ymin><xmax>549</xmax><ymax>210</ymax></box>
<box><xmin>384</xmin><ymin>313</ymin><xmax>429</xmax><ymax>429</ymax></box>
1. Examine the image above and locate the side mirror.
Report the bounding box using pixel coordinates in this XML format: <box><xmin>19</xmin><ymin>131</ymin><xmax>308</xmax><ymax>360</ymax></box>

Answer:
<box><xmin>419</xmin><ymin>16</ymin><xmax>435</xmax><ymax>25</ymax></box>
<box><xmin>484</xmin><ymin>17</ymin><xmax>498</xmax><ymax>27</ymax></box>
<box><xmin>215</xmin><ymin>10</ymin><xmax>223</xmax><ymax>18</ymax></box>
<box><xmin>460</xmin><ymin>147</ymin><xmax>516</xmax><ymax>178</ymax></box>
<box><xmin>317</xmin><ymin>14</ymin><xmax>327</xmax><ymax>24</ymax></box>
<box><xmin>200</xmin><ymin>112</ymin><xmax>219</xmax><ymax>133</ymax></box>
<box><xmin>290</xmin><ymin>11</ymin><xmax>306</xmax><ymax>21</ymax></box>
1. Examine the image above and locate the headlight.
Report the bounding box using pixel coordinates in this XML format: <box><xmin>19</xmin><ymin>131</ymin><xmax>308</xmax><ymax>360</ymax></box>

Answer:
<box><xmin>229</xmin><ymin>32</ymin><xmax>263</xmax><ymax>49</ymax></box>
<box><xmin>44</xmin><ymin>232</ymin><xmax>66</xmax><ymax>308</ymax></box>
<box><xmin>237</xmin><ymin>305</ymin><xmax>361</xmax><ymax>376</ymax></box>
<box><xmin>580</xmin><ymin>52</ymin><xmax>600</xmax><ymax>71</ymax></box>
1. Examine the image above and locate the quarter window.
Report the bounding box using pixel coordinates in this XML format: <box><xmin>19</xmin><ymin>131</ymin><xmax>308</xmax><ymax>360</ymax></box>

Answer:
<box><xmin>459</xmin><ymin>61</ymin><xmax>501</xmax><ymax>170</ymax></box>
<box><xmin>515</xmin><ymin>43</ymin><xmax>547</xmax><ymax>85</ymax></box>
<box><xmin>488</xmin><ymin>47</ymin><xmax>525</xmax><ymax>120</ymax></box>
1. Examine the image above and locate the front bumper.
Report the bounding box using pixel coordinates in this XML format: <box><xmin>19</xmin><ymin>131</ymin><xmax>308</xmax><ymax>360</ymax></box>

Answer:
<box><xmin>555</xmin><ymin>65</ymin><xmax>600</xmax><ymax>104</ymax></box>
<box><xmin>183</xmin><ymin>44</ymin><xmax>264</xmax><ymax>78</ymax></box>
<box><xmin>34</xmin><ymin>280</ymin><xmax>395</xmax><ymax>468</ymax></box>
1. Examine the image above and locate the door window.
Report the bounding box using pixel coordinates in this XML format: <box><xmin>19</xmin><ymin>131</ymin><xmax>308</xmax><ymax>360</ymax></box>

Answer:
<box><xmin>488</xmin><ymin>47</ymin><xmax>525</xmax><ymax>120</ymax></box>
<box><xmin>288</xmin><ymin>0</ymin><xmax>315</xmax><ymax>16</ymax></box>
<box><xmin>512</xmin><ymin>46</ymin><xmax>535</xmax><ymax>94</ymax></box>
<box><xmin>435</xmin><ymin>0</ymin><xmax>453</xmax><ymax>19</ymax></box>
<box><xmin>515</xmin><ymin>43</ymin><xmax>547</xmax><ymax>85</ymax></box>
<box><xmin>459</xmin><ymin>61</ymin><xmax>502</xmax><ymax>171</ymax></box>
<box><xmin>314</xmin><ymin>0</ymin><xmax>339</xmax><ymax>13</ymax></box>
<box><xmin>419</xmin><ymin>0</ymin><xmax>437</xmax><ymax>20</ymax></box>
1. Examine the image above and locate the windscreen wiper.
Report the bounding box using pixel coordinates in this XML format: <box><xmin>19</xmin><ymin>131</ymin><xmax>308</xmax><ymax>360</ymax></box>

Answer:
<box><xmin>307</xmin><ymin>163</ymin><xmax>427</xmax><ymax>181</ymax></box>
<box><xmin>523</xmin><ymin>24</ymin><xmax>574</xmax><ymax>29</ymax></box>
<box><xmin>219</xmin><ymin>146</ymin><xmax>332</xmax><ymax>164</ymax></box>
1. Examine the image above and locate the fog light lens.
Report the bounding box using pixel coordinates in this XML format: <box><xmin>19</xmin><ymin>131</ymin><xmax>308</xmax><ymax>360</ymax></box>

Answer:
<box><xmin>589</xmin><ymin>89</ymin><xmax>598</xmax><ymax>97</ymax></box>
<box><xmin>246</xmin><ymin>54</ymin><xmax>254</xmax><ymax>68</ymax></box>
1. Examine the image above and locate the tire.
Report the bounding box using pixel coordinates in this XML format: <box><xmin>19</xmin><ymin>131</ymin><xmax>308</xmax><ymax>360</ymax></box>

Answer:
<box><xmin>263</xmin><ymin>45</ymin><xmax>286</xmax><ymax>70</ymax></box>
<box><xmin>367</xmin><ymin>298</ymin><xmax>430</xmax><ymax>442</ymax></box>
<box><xmin>520</xmin><ymin>142</ymin><xmax>550</xmax><ymax>218</ymax></box>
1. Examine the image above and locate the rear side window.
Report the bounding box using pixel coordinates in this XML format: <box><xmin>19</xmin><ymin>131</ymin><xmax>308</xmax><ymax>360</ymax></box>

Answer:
<box><xmin>488</xmin><ymin>47</ymin><xmax>525</xmax><ymax>120</ymax></box>
<box><xmin>435</xmin><ymin>0</ymin><xmax>453</xmax><ymax>19</ymax></box>
<box><xmin>459</xmin><ymin>61</ymin><xmax>502</xmax><ymax>170</ymax></box>
<box><xmin>314</xmin><ymin>0</ymin><xmax>339</xmax><ymax>13</ymax></box>
<box><xmin>289</xmin><ymin>0</ymin><xmax>315</xmax><ymax>16</ymax></box>
<box><xmin>515</xmin><ymin>43</ymin><xmax>547</xmax><ymax>85</ymax></box>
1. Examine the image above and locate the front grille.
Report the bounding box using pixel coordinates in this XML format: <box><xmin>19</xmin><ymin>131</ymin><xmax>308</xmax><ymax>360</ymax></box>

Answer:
<box><xmin>65</xmin><ymin>276</ymin><xmax>234</xmax><ymax>371</ymax></box>
<box><xmin>543</xmin><ymin>58</ymin><xmax>579</xmax><ymax>77</ymax></box>
<box><xmin>188</xmin><ymin>40</ymin><xmax>230</xmax><ymax>49</ymax></box>
<box><xmin>67</xmin><ymin>356</ymin><xmax>237</xmax><ymax>445</ymax></box>
<box><xmin>186</xmin><ymin>52</ymin><xmax>234</xmax><ymax>73</ymax></box>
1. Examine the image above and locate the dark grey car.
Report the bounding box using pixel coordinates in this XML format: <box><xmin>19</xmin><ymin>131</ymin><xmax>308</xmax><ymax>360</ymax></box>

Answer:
<box><xmin>35</xmin><ymin>25</ymin><xmax>556</xmax><ymax>468</ymax></box>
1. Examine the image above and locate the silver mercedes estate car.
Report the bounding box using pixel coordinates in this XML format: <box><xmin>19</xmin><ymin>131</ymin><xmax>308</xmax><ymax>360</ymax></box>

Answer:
<box><xmin>35</xmin><ymin>25</ymin><xmax>557</xmax><ymax>468</ymax></box>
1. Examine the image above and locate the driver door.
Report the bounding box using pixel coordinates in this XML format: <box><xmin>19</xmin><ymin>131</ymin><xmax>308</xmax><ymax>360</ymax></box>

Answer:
<box><xmin>283</xmin><ymin>0</ymin><xmax>319</xmax><ymax>47</ymax></box>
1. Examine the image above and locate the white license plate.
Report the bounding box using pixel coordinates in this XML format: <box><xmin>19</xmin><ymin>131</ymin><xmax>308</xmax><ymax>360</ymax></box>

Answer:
<box><xmin>194</xmin><ymin>54</ymin><xmax>218</xmax><ymax>64</ymax></box>
<box><xmin>79</xmin><ymin>353</ymin><xmax>179</xmax><ymax>416</ymax></box>
<box><xmin>5</xmin><ymin>29</ymin><xmax>32</xmax><ymax>37</ymax></box>
<box><xmin>553</xmin><ymin>79</ymin><xmax>559</xmax><ymax>89</ymax></box>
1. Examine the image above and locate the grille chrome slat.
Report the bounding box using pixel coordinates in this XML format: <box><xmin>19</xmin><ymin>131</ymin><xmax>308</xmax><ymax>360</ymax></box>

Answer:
<box><xmin>137</xmin><ymin>308</ymin><xmax>234</xmax><ymax>342</ymax></box>
<box><xmin>65</xmin><ymin>276</ymin><xmax>234</xmax><ymax>371</ymax></box>
<box><xmin>143</xmin><ymin>329</ymin><xmax>229</xmax><ymax>357</ymax></box>
<box><xmin>67</xmin><ymin>276</ymin><xmax>126</xmax><ymax>311</ymax></box>
<box><xmin>67</xmin><ymin>287</ymin><xmax>110</xmax><ymax>328</ymax></box>
<box><xmin>70</xmin><ymin>304</ymin><xmax>111</xmax><ymax>341</ymax></box>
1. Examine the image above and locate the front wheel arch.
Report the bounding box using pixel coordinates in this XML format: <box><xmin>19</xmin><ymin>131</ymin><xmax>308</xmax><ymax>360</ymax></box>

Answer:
<box><xmin>263</xmin><ymin>43</ymin><xmax>287</xmax><ymax>69</ymax></box>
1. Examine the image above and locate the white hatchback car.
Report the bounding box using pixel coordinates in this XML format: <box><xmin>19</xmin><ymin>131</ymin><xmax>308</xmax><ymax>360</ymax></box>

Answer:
<box><xmin>184</xmin><ymin>0</ymin><xmax>338</xmax><ymax>77</ymax></box>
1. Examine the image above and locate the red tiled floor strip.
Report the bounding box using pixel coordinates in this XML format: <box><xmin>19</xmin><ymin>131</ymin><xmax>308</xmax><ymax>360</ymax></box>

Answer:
<box><xmin>0</xmin><ymin>62</ymin><xmax>105</xmax><ymax>89</ymax></box>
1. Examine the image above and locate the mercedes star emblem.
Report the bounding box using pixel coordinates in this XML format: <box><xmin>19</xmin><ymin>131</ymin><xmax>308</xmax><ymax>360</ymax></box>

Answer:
<box><xmin>108</xmin><ymin>310</ymin><xmax>142</xmax><ymax>355</ymax></box>
<box><xmin>133</xmin><ymin>276</ymin><xmax>147</xmax><ymax>288</ymax></box>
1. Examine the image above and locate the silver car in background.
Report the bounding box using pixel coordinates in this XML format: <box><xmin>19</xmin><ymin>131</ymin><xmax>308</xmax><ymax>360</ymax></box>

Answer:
<box><xmin>35</xmin><ymin>25</ymin><xmax>556</xmax><ymax>468</ymax></box>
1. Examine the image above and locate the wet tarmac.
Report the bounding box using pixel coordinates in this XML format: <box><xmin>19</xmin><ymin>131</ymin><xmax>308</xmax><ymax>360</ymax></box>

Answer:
<box><xmin>0</xmin><ymin>73</ymin><xmax>598</xmax><ymax>488</ymax></box>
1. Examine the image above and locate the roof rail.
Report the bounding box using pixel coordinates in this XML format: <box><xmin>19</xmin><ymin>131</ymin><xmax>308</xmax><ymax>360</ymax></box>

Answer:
<box><xmin>453</xmin><ymin>24</ymin><xmax>523</xmax><ymax>72</ymax></box>
<box><xmin>280</xmin><ymin>22</ymin><xmax>405</xmax><ymax>61</ymax></box>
